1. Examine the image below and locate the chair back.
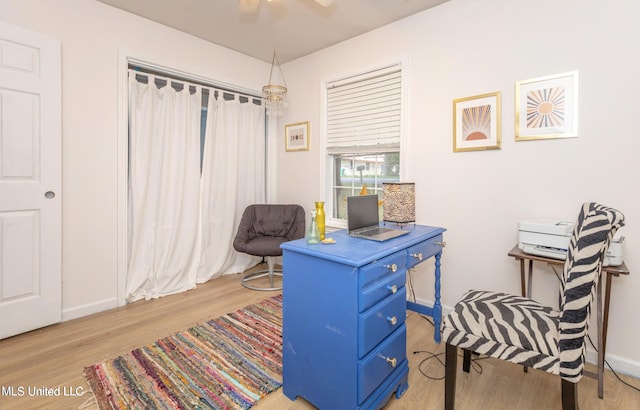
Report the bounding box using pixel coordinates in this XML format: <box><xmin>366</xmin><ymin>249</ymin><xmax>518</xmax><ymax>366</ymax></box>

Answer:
<box><xmin>233</xmin><ymin>204</ymin><xmax>306</xmax><ymax>256</ymax></box>
<box><xmin>558</xmin><ymin>202</ymin><xmax>624</xmax><ymax>382</ymax></box>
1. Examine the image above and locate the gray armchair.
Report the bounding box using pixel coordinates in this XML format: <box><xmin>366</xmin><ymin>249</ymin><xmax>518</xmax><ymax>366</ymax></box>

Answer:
<box><xmin>233</xmin><ymin>204</ymin><xmax>305</xmax><ymax>290</ymax></box>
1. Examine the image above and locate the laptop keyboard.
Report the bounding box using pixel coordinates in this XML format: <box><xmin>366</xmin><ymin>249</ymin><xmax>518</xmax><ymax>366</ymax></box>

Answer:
<box><xmin>359</xmin><ymin>227</ymin><xmax>393</xmax><ymax>236</ymax></box>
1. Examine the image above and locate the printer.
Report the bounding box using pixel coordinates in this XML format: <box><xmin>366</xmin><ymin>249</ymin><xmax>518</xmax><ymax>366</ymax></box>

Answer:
<box><xmin>518</xmin><ymin>218</ymin><xmax>624</xmax><ymax>266</ymax></box>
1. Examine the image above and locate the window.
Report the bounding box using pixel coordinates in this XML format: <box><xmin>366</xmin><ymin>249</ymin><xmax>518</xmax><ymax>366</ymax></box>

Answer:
<box><xmin>324</xmin><ymin>63</ymin><xmax>403</xmax><ymax>223</ymax></box>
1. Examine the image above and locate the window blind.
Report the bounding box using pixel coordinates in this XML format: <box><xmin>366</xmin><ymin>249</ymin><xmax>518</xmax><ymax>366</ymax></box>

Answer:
<box><xmin>326</xmin><ymin>64</ymin><xmax>401</xmax><ymax>154</ymax></box>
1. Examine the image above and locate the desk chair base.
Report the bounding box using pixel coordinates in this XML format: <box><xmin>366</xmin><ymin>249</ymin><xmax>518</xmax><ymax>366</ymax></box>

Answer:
<box><xmin>242</xmin><ymin>257</ymin><xmax>282</xmax><ymax>291</ymax></box>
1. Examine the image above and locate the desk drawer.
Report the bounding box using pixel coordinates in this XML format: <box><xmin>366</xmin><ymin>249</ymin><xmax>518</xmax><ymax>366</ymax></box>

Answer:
<box><xmin>407</xmin><ymin>235</ymin><xmax>444</xmax><ymax>268</ymax></box>
<box><xmin>358</xmin><ymin>287</ymin><xmax>406</xmax><ymax>357</ymax></box>
<box><xmin>358</xmin><ymin>324</ymin><xmax>407</xmax><ymax>404</ymax></box>
<box><xmin>360</xmin><ymin>251</ymin><xmax>406</xmax><ymax>292</ymax></box>
<box><xmin>360</xmin><ymin>270</ymin><xmax>406</xmax><ymax>312</ymax></box>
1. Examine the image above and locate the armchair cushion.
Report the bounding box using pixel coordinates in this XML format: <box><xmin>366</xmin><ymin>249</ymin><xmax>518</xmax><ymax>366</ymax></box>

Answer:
<box><xmin>443</xmin><ymin>290</ymin><xmax>561</xmax><ymax>373</ymax></box>
<box><xmin>233</xmin><ymin>204</ymin><xmax>305</xmax><ymax>257</ymax></box>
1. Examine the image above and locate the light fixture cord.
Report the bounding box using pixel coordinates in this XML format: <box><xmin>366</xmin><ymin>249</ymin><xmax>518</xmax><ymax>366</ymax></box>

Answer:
<box><xmin>267</xmin><ymin>50</ymin><xmax>287</xmax><ymax>87</ymax></box>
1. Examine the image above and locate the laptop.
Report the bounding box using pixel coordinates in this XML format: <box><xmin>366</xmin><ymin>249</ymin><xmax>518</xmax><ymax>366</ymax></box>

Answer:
<box><xmin>347</xmin><ymin>195</ymin><xmax>410</xmax><ymax>242</ymax></box>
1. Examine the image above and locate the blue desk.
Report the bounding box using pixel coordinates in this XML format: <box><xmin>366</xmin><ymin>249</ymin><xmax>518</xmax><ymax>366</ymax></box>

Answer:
<box><xmin>281</xmin><ymin>224</ymin><xmax>446</xmax><ymax>409</ymax></box>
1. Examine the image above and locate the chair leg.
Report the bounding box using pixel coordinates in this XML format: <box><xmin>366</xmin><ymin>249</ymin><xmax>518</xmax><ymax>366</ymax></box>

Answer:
<box><xmin>267</xmin><ymin>257</ymin><xmax>276</xmax><ymax>288</ymax></box>
<box><xmin>241</xmin><ymin>256</ymin><xmax>282</xmax><ymax>291</ymax></box>
<box><xmin>462</xmin><ymin>349</ymin><xmax>471</xmax><ymax>373</ymax></box>
<box><xmin>445</xmin><ymin>342</ymin><xmax>458</xmax><ymax>410</ymax></box>
<box><xmin>561</xmin><ymin>379</ymin><xmax>578</xmax><ymax>410</ymax></box>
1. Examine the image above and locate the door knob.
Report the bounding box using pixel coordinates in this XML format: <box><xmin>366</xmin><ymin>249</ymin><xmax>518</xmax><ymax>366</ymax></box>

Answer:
<box><xmin>45</xmin><ymin>191</ymin><xmax>55</xmax><ymax>199</ymax></box>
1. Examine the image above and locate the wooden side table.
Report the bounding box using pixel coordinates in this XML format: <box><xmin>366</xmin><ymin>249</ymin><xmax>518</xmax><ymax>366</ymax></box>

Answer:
<box><xmin>508</xmin><ymin>246</ymin><xmax>629</xmax><ymax>399</ymax></box>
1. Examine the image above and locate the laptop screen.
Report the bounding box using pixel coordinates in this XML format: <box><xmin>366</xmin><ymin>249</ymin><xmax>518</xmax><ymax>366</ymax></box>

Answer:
<box><xmin>347</xmin><ymin>195</ymin><xmax>379</xmax><ymax>232</ymax></box>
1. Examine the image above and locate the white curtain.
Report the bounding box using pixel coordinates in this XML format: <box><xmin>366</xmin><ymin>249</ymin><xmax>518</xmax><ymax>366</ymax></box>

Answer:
<box><xmin>127</xmin><ymin>72</ymin><xmax>266</xmax><ymax>301</ymax></box>
<box><xmin>127</xmin><ymin>75</ymin><xmax>202</xmax><ymax>301</ymax></box>
<box><xmin>196</xmin><ymin>93</ymin><xmax>266</xmax><ymax>282</ymax></box>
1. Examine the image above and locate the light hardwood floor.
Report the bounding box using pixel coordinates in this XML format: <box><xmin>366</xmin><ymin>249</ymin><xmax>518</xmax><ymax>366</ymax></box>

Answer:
<box><xmin>1</xmin><ymin>265</ymin><xmax>639</xmax><ymax>409</ymax></box>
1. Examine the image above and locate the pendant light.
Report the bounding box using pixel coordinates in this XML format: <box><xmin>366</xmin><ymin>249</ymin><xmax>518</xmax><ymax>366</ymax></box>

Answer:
<box><xmin>262</xmin><ymin>50</ymin><xmax>288</xmax><ymax>117</ymax></box>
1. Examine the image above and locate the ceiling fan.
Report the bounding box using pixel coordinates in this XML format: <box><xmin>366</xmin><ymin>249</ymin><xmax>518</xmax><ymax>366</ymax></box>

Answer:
<box><xmin>239</xmin><ymin>0</ymin><xmax>334</xmax><ymax>13</ymax></box>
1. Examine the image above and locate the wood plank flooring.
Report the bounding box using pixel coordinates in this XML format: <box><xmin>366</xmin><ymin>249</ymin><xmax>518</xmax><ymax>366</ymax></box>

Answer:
<box><xmin>1</xmin><ymin>265</ymin><xmax>639</xmax><ymax>409</ymax></box>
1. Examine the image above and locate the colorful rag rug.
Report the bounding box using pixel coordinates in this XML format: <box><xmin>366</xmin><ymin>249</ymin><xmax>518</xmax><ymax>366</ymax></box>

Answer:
<box><xmin>84</xmin><ymin>295</ymin><xmax>283</xmax><ymax>410</ymax></box>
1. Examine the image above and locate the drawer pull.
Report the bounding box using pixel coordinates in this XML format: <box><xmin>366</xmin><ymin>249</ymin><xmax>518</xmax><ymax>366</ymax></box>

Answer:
<box><xmin>411</xmin><ymin>252</ymin><xmax>423</xmax><ymax>261</ymax></box>
<box><xmin>436</xmin><ymin>241</ymin><xmax>447</xmax><ymax>247</ymax></box>
<box><xmin>385</xmin><ymin>357</ymin><xmax>397</xmax><ymax>368</ymax></box>
<box><xmin>385</xmin><ymin>263</ymin><xmax>397</xmax><ymax>273</ymax></box>
<box><xmin>387</xmin><ymin>284</ymin><xmax>398</xmax><ymax>294</ymax></box>
<box><xmin>387</xmin><ymin>316</ymin><xmax>397</xmax><ymax>326</ymax></box>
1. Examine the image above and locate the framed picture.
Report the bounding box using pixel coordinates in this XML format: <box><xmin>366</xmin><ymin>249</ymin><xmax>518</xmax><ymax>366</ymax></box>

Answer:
<box><xmin>515</xmin><ymin>71</ymin><xmax>579</xmax><ymax>141</ymax></box>
<box><xmin>453</xmin><ymin>91</ymin><xmax>502</xmax><ymax>152</ymax></box>
<box><xmin>285</xmin><ymin>121</ymin><xmax>310</xmax><ymax>152</ymax></box>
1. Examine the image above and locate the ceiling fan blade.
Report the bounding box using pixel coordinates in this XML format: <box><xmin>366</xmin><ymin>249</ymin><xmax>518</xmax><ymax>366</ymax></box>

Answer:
<box><xmin>314</xmin><ymin>0</ymin><xmax>334</xmax><ymax>6</ymax></box>
<box><xmin>239</xmin><ymin>0</ymin><xmax>260</xmax><ymax>13</ymax></box>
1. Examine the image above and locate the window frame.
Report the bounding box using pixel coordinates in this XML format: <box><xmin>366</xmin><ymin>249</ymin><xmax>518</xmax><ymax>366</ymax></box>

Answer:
<box><xmin>320</xmin><ymin>57</ymin><xmax>409</xmax><ymax>228</ymax></box>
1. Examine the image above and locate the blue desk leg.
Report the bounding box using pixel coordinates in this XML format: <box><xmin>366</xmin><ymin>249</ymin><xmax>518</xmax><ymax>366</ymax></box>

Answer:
<box><xmin>433</xmin><ymin>251</ymin><xmax>442</xmax><ymax>344</ymax></box>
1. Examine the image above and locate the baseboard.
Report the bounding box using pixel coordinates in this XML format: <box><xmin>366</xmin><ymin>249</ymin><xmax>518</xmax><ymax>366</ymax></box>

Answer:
<box><xmin>412</xmin><ymin>295</ymin><xmax>640</xmax><ymax>379</ymax></box>
<box><xmin>62</xmin><ymin>297</ymin><xmax>118</xmax><ymax>322</ymax></box>
<box><xmin>585</xmin><ymin>349</ymin><xmax>640</xmax><ymax>379</ymax></box>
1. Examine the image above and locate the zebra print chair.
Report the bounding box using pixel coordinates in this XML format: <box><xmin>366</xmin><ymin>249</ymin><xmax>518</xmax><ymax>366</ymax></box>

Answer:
<box><xmin>442</xmin><ymin>203</ymin><xmax>625</xmax><ymax>410</ymax></box>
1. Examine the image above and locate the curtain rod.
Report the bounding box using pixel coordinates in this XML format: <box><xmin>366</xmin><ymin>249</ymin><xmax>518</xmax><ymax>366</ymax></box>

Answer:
<box><xmin>128</xmin><ymin>60</ymin><xmax>262</xmax><ymax>100</ymax></box>
<box><xmin>129</xmin><ymin>68</ymin><xmax>263</xmax><ymax>105</ymax></box>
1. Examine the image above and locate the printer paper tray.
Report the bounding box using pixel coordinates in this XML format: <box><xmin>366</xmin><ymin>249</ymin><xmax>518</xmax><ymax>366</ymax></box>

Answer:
<box><xmin>519</xmin><ymin>243</ymin><xmax>623</xmax><ymax>266</ymax></box>
<box><xmin>519</xmin><ymin>243</ymin><xmax>567</xmax><ymax>260</ymax></box>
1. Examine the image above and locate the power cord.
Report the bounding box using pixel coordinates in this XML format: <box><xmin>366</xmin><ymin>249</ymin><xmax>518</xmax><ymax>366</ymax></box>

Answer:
<box><xmin>413</xmin><ymin>349</ymin><xmax>490</xmax><ymax>381</ymax></box>
<box><xmin>407</xmin><ymin>268</ymin><xmax>435</xmax><ymax>326</ymax></box>
<box><xmin>412</xmin><ymin>350</ymin><xmax>445</xmax><ymax>380</ymax></box>
<box><xmin>587</xmin><ymin>334</ymin><xmax>640</xmax><ymax>393</ymax></box>
<box><xmin>407</xmin><ymin>268</ymin><xmax>487</xmax><ymax>379</ymax></box>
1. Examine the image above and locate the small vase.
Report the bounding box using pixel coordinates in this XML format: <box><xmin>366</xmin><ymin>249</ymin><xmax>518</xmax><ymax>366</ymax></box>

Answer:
<box><xmin>306</xmin><ymin>209</ymin><xmax>321</xmax><ymax>244</ymax></box>
<box><xmin>315</xmin><ymin>201</ymin><xmax>326</xmax><ymax>240</ymax></box>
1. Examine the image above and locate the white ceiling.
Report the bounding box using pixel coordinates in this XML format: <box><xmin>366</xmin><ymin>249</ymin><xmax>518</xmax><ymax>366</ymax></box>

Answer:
<box><xmin>96</xmin><ymin>0</ymin><xmax>449</xmax><ymax>63</ymax></box>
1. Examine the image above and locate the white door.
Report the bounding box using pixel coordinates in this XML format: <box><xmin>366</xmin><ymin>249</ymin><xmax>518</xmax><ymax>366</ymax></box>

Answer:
<box><xmin>0</xmin><ymin>22</ymin><xmax>61</xmax><ymax>339</ymax></box>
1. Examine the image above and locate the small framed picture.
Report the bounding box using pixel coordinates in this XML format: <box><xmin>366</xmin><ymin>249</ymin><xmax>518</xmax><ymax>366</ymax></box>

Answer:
<box><xmin>515</xmin><ymin>71</ymin><xmax>579</xmax><ymax>141</ymax></box>
<box><xmin>453</xmin><ymin>91</ymin><xmax>502</xmax><ymax>152</ymax></box>
<box><xmin>285</xmin><ymin>121</ymin><xmax>310</xmax><ymax>152</ymax></box>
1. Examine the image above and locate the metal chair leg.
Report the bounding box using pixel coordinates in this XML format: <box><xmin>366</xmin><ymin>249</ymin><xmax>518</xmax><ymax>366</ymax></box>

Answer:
<box><xmin>241</xmin><ymin>256</ymin><xmax>282</xmax><ymax>291</ymax></box>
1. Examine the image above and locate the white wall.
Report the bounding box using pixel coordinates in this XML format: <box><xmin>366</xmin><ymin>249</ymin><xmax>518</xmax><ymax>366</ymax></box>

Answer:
<box><xmin>0</xmin><ymin>0</ymin><xmax>270</xmax><ymax>318</ymax></box>
<box><xmin>278</xmin><ymin>0</ymin><xmax>640</xmax><ymax>375</ymax></box>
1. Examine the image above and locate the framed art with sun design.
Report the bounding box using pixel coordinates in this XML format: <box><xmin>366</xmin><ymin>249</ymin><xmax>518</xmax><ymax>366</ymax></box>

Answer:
<box><xmin>453</xmin><ymin>91</ymin><xmax>502</xmax><ymax>152</ymax></box>
<box><xmin>515</xmin><ymin>71</ymin><xmax>579</xmax><ymax>141</ymax></box>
